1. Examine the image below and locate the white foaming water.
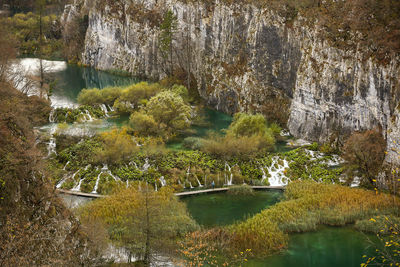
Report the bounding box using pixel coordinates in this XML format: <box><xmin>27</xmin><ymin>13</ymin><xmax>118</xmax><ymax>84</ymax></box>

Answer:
<box><xmin>142</xmin><ymin>158</ymin><xmax>150</xmax><ymax>172</ymax></box>
<box><xmin>159</xmin><ymin>176</ymin><xmax>167</xmax><ymax>187</ymax></box>
<box><xmin>66</xmin><ymin>169</ymin><xmax>81</xmax><ymax>191</ymax></box>
<box><xmin>262</xmin><ymin>156</ymin><xmax>290</xmax><ymax>186</ymax></box>
<box><xmin>196</xmin><ymin>177</ymin><xmax>203</xmax><ymax>187</ymax></box>
<box><xmin>63</xmin><ymin>161</ymin><xmax>70</xmax><ymax>170</ymax></box>
<box><xmin>224</xmin><ymin>162</ymin><xmax>233</xmax><ymax>186</ymax></box>
<box><xmin>100</xmin><ymin>104</ymin><xmax>109</xmax><ymax>117</ymax></box>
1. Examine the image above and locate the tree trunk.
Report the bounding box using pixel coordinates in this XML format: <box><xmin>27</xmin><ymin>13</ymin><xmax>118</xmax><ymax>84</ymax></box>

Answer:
<box><xmin>143</xmin><ymin>185</ymin><xmax>151</xmax><ymax>266</ymax></box>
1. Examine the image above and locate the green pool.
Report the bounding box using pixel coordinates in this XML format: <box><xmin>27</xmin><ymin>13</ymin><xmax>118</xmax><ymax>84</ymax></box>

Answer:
<box><xmin>183</xmin><ymin>191</ymin><xmax>378</xmax><ymax>267</ymax></box>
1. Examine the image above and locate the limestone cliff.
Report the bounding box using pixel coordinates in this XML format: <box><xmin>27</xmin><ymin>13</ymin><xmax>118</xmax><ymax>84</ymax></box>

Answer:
<box><xmin>63</xmin><ymin>0</ymin><xmax>400</xmax><ymax>163</ymax></box>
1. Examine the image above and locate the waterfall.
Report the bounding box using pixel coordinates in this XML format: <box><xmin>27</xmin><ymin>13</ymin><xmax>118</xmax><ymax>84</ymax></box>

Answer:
<box><xmin>72</xmin><ymin>178</ymin><xmax>84</xmax><ymax>191</ymax></box>
<box><xmin>142</xmin><ymin>158</ymin><xmax>150</xmax><ymax>172</ymax></box>
<box><xmin>49</xmin><ymin>109</ymin><xmax>56</xmax><ymax>123</ymax></box>
<box><xmin>56</xmin><ymin>176</ymin><xmax>67</xmax><ymax>189</ymax></box>
<box><xmin>84</xmin><ymin>110</ymin><xmax>93</xmax><ymax>121</ymax></box>
<box><xmin>196</xmin><ymin>177</ymin><xmax>203</xmax><ymax>187</ymax></box>
<box><xmin>126</xmin><ymin>180</ymin><xmax>129</xmax><ymax>188</ymax></box>
<box><xmin>264</xmin><ymin>156</ymin><xmax>290</xmax><ymax>186</ymax></box>
<box><xmin>47</xmin><ymin>137</ymin><xmax>57</xmax><ymax>157</ymax></box>
<box><xmin>92</xmin><ymin>170</ymin><xmax>103</xmax><ymax>193</ymax></box>
<box><xmin>224</xmin><ymin>162</ymin><xmax>233</xmax><ymax>186</ymax></box>
<box><xmin>159</xmin><ymin>176</ymin><xmax>167</xmax><ymax>187</ymax></box>
<box><xmin>107</xmin><ymin>104</ymin><xmax>115</xmax><ymax>112</ymax></box>
<box><xmin>129</xmin><ymin>161</ymin><xmax>138</xmax><ymax>169</ymax></box>
<box><xmin>155</xmin><ymin>183</ymin><xmax>158</xmax><ymax>191</ymax></box>
<box><xmin>100</xmin><ymin>104</ymin><xmax>109</xmax><ymax>117</ymax></box>
<box><xmin>63</xmin><ymin>161</ymin><xmax>70</xmax><ymax>170</ymax></box>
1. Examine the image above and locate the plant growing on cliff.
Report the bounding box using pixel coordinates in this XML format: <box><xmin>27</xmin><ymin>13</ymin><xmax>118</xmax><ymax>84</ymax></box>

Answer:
<box><xmin>342</xmin><ymin>128</ymin><xmax>386</xmax><ymax>187</ymax></box>
<box><xmin>159</xmin><ymin>9</ymin><xmax>178</xmax><ymax>76</ymax></box>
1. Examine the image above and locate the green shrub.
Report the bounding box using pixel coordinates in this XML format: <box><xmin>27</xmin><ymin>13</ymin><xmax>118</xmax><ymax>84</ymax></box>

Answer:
<box><xmin>227</xmin><ymin>185</ymin><xmax>254</xmax><ymax>196</ymax></box>
<box><xmin>182</xmin><ymin>137</ymin><xmax>204</xmax><ymax>150</ymax></box>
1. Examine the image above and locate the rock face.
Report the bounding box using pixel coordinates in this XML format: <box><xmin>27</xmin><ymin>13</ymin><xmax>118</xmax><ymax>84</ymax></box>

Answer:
<box><xmin>64</xmin><ymin>0</ymin><xmax>400</xmax><ymax>159</ymax></box>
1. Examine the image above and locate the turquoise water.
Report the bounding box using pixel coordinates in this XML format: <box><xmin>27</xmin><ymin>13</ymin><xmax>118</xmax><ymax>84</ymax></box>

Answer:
<box><xmin>246</xmin><ymin>226</ymin><xmax>376</xmax><ymax>267</ymax></box>
<box><xmin>183</xmin><ymin>192</ymin><xmax>378</xmax><ymax>267</ymax></box>
<box><xmin>182</xmin><ymin>190</ymin><xmax>282</xmax><ymax>227</ymax></box>
<box><xmin>50</xmin><ymin>64</ymin><xmax>138</xmax><ymax>105</ymax></box>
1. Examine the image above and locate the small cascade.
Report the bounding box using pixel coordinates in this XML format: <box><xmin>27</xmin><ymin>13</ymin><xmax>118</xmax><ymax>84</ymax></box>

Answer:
<box><xmin>56</xmin><ymin>176</ymin><xmax>68</xmax><ymax>189</ymax></box>
<box><xmin>102</xmin><ymin>164</ymin><xmax>120</xmax><ymax>181</ymax></box>
<box><xmin>196</xmin><ymin>177</ymin><xmax>203</xmax><ymax>187</ymax></box>
<box><xmin>155</xmin><ymin>183</ymin><xmax>158</xmax><ymax>191</ymax></box>
<box><xmin>142</xmin><ymin>158</ymin><xmax>150</xmax><ymax>172</ymax></box>
<box><xmin>92</xmin><ymin>167</ymin><xmax>103</xmax><ymax>193</ymax></box>
<box><xmin>107</xmin><ymin>104</ymin><xmax>115</xmax><ymax>112</ymax></box>
<box><xmin>189</xmin><ymin>181</ymin><xmax>194</xmax><ymax>189</ymax></box>
<box><xmin>129</xmin><ymin>161</ymin><xmax>138</xmax><ymax>169</ymax></box>
<box><xmin>263</xmin><ymin>156</ymin><xmax>290</xmax><ymax>186</ymax></box>
<box><xmin>47</xmin><ymin>137</ymin><xmax>57</xmax><ymax>157</ymax></box>
<box><xmin>224</xmin><ymin>162</ymin><xmax>233</xmax><ymax>186</ymax></box>
<box><xmin>63</xmin><ymin>161</ymin><xmax>70</xmax><ymax>170</ymax></box>
<box><xmin>126</xmin><ymin>180</ymin><xmax>129</xmax><ymax>188</ymax></box>
<box><xmin>72</xmin><ymin>178</ymin><xmax>84</xmax><ymax>191</ymax></box>
<box><xmin>49</xmin><ymin>109</ymin><xmax>56</xmax><ymax>123</ymax></box>
<box><xmin>100</xmin><ymin>104</ymin><xmax>109</xmax><ymax>117</ymax></box>
<box><xmin>84</xmin><ymin>110</ymin><xmax>93</xmax><ymax>121</ymax></box>
<box><xmin>186</xmin><ymin>166</ymin><xmax>191</xmax><ymax>178</ymax></box>
<box><xmin>69</xmin><ymin>169</ymin><xmax>81</xmax><ymax>191</ymax></box>
<box><xmin>159</xmin><ymin>176</ymin><xmax>167</xmax><ymax>187</ymax></box>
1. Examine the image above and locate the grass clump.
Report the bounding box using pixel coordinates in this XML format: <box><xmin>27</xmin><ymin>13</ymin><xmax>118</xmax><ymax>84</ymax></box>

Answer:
<box><xmin>355</xmin><ymin>215</ymin><xmax>400</xmax><ymax>235</ymax></box>
<box><xmin>226</xmin><ymin>181</ymin><xmax>400</xmax><ymax>257</ymax></box>
<box><xmin>227</xmin><ymin>185</ymin><xmax>254</xmax><ymax>196</ymax></box>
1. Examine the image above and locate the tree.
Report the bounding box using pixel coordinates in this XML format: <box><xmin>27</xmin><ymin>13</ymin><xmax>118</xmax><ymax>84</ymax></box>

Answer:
<box><xmin>146</xmin><ymin>90</ymin><xmax>192</xmax><ymax>134</ymax></box>
<box><xmin>95</xmin><ymin>128</ymin><xmax>139</xmax><ymax>165</ymax></box>
<box><xmin>159</xmin><ymin>9</ymin><xmax>178</xmax><ymax>76</ymax></box>
<box><xmin>129</xmin><ymin>111</ymin><xmax>159</xmax><ymax>136</ymax></box>
<box><xmin>342</xmin><ymin>128</ymin><xmax>386</xmax><ymax>187</ymax></box>
<box><xmin>78</xmin><ymin>186</ymin><xmax>199</xmax><ymax>265</ymax></box>
<box><xmin>36</xmin><ymin>0</ymin><xmax>45</xmax><ymax>93</ymax></box>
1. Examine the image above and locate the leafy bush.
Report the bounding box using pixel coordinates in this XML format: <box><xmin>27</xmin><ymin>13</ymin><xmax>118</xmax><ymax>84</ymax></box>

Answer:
<box><xmin>227</xmin><ymin>185</ymin><xmax>254</xmax><ymax>196</ymax></box>
<box><xmin>129</xmin><ymin>111</ymin><xmax>159</xmax><ymax>136</ymax></box>
<box><xmin>182</xmin><ymin>137</ymin><xmax>203</xmax><ymax>150</ymax></box>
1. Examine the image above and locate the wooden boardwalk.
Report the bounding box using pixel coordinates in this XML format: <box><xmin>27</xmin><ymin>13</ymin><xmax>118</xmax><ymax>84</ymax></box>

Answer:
<box><xmin>57</xmin><ymin>186</ymin><xmax>284</xmax><ymax>199</ymax></box>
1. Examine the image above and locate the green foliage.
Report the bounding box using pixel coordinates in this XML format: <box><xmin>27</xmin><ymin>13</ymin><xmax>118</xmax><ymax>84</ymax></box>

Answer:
<box><xmin>53</xmin><ymin>105</ymin><xmax>105</xmax><ymax>123</ymax></box>
<box><xmin>355</xmin><ymin>215</ymin><xmax>400</xmax><ymax>234</ymax></box>
<box><xmin>78</xmin><ymin>187</ymin><xmax>199</xmax><ymax>264</ymax></box>
<box><xmin>5</xmin><ymin>12</ymin><xmax>63</xmax><ymax>59</ymax></box>
<box><xmin>182</xmin><ymin>137</ymin><xmax>204</xmax><ymax>150</ymax></box>
<box><xmin>129</xmin><ymin>111</ymin><xmax>159</xmax><ymax>136</ymax></box>
<box><xmin>228</xmin><ymin>113</ymin><xmax>269</xmax><ymax>138</ymax></box>
<box><xmin>57</xmin><ymin>138</ymin><xmax>102</xmax><ymax>168</ymax></box>
<box><xmin>227</xmin><ymin>185</ymin><xmax>255</xmax><ymax>196</ymax></box>
<box><xmin>285</xmin><ymin>148</ymin><xmax>343</xmax><ymax>183</ymax></box>
<box><xmin>146</xmin><ymin>90</ymin><xmax>192</xmax><ymax>135</ymax></box>
<box><xmin>94</xmin><ymin>128</ymin><xmax>139</xmax><ymax>165</ymax></box>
